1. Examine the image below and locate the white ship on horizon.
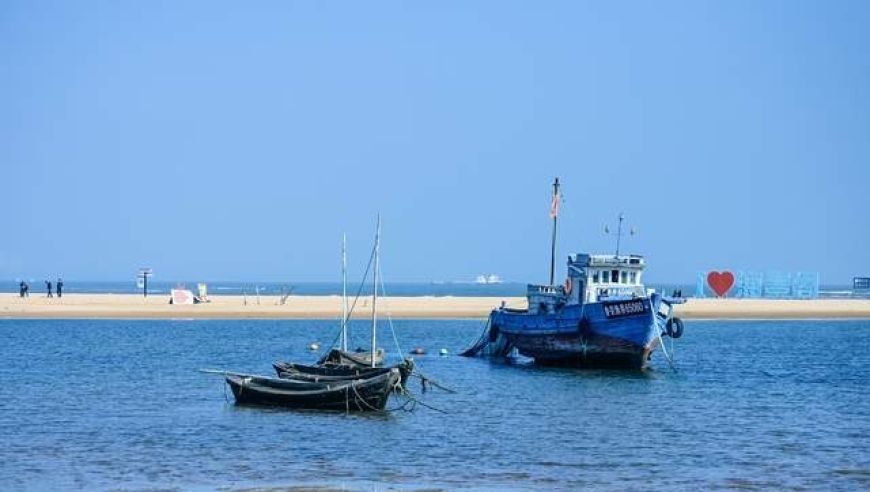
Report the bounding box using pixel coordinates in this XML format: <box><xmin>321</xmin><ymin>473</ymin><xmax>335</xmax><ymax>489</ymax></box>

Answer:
<box><xmin>475</xmin><ymin>274</ymin><xmax>502</xmax><ymax>284</ymax></box>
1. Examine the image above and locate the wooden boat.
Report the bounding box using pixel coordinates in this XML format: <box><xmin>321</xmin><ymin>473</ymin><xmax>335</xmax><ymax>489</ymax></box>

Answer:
<box><xmin>225</xmin><ymin>367</ymin><xmax>402</xmax><ymax>411</ymax></box>
<box><xmin>274</xmin><ymin>358</ymin><xmax>414</xmax><ymax>387</ymax></box>
<box><xmin>461</xmin><ymin>179</ymin><xmax>686</xmax><ymax>370</ymax></box>
<box><xmin>316</xmin><ymin>347</ymin><xmax>385</xmax><ymax>367</ymax></box>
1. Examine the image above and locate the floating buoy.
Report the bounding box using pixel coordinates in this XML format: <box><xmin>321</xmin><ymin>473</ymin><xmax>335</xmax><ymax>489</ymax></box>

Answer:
<box><xmin>410</xmin><ymin>348</ymin><xmax>426</xmax><ymax>355</ymax></box>
<box><xmin>309</xmin><ymin>342</ymin><xmax>320</xmax><ymax>351</ymax></box>
<box><xmin>439</xmin><ymin>348</ymin><xmax>448</xmax><ymax>356</ymax></box>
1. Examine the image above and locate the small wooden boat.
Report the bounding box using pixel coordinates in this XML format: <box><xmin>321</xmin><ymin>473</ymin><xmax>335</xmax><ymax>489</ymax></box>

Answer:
<box><xmin>225</xmin><ymin>367</ymin><xmax>402</xmax><ymax>411</ymax></box>
<box><xmin>274</xmin><ymin>358</ymin><xmax>414</xmax><ymax>387</ymax></box>
<box><xmin>272</xmin><ymin>361</ymin><xmax>393</xmax><ymax>380</ymax></box>
<box><xmin>316</xmin><ymin>347</ymin><xmax>385</xmax><ymax>367</ymax></box>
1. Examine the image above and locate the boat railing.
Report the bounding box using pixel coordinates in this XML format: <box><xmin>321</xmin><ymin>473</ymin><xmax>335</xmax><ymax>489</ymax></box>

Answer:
<box><xmin>527</xmin><ymin>284</ymin><xmax>565</xmax><ymax>296</ymax></box>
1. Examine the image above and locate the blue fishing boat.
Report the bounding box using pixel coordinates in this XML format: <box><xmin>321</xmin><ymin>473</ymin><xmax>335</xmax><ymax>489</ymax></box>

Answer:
<box><xmin>462</xmin><ymin>178</ymin><xmax>685</xmax><ymax>370</ymax></box>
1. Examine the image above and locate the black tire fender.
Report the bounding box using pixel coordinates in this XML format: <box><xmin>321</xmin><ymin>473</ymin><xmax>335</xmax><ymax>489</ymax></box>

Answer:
<box><xmin>666</xmin><ymin>317</ymin><xmax>684</xmax><ymax>339</ymax></box>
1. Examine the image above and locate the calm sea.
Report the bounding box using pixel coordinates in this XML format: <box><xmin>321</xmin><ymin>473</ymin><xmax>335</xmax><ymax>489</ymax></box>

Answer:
<box><xmin>0</xmin><ymin>318</ymin><xmax>868</xmax><ymax>492</ymax></box>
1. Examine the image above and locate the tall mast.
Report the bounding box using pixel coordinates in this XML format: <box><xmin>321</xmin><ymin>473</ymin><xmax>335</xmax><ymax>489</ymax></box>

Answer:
<box><xmin>549</xmin><ymin>177</ymin><xmax>560</xmax><ymax>286</ymax></box>
<box><xmin>371</xmin><ymin>215</ymin><xmax>380</xmax><ymax>367</ymax></box>
<box><xmin>341</xmin><ymin>233</ymin><xmax>348</xmax><ymax>351</ymax></box>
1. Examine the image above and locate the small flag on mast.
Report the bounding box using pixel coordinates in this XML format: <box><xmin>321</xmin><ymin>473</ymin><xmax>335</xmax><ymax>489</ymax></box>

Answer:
<box><xmin>550</xmin><ymin>193</ymin><xmax>560</xmax><ymax>218</ymax></box>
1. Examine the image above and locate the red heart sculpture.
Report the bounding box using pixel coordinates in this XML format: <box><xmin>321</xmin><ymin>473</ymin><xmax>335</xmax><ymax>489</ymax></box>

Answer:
<box><xmin>707</xmin><ymin>271</ymin><xmax>735</xmax><ymax>297</ymax></box>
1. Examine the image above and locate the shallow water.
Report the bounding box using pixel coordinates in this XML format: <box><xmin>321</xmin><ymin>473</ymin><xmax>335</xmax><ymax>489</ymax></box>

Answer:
<box><xmin>0</xmin><ymin>318</ymin><xmax>868</xmax><ymax>491</ymax></box>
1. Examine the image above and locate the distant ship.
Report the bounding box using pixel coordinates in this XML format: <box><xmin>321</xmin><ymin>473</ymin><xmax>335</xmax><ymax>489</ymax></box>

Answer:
<box><xmin>475</xmin><ymin>274</ymin><xmax>502</xmax><ymax>284</ymax></box>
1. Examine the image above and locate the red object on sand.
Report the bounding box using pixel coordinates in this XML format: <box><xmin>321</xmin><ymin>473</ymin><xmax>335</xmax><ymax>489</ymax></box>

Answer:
<box><xmin>707</xmin><ymin>271</ymin><xmax>735</xmax><ymax>297</ymax></box>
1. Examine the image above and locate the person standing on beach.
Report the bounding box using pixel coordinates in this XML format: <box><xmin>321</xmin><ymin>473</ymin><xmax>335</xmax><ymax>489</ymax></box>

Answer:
<box><xmin>19</xmin><ymin>281</ymin><xmax>25</xmax><ymax>298</ymax></box>
<box><xmin>46</xmin><ymin>280</ymin><xmax>53</xmax><ymax>297</ymax></box>
<box><xmin>56</xmin><ymin>278</ymin><xmax>63</xmax><ymax>298</ymax></box>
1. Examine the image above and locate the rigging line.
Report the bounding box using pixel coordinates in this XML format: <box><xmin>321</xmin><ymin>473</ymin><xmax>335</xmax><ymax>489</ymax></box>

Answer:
<box><xmin>323</xmin><ymin>238</ymin><xmax>377</xmax><ymax>355</ymax></box>
<box><xmin>375</xmin><ymin>262</ymin><xmax>407</xmax><ymax>361</ymax></box>
<box><xmin>343</xmin><ymin>242</ymin><xmax>376</xmax><ymax>330</ymax></box>
<box><xmin>375</xmin><ymin>266</ymin><xmax>456</xmax><ymax>397</ymax></box>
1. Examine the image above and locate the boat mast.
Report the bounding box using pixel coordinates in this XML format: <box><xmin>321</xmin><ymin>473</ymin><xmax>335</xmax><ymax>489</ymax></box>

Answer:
<box><xmin>371</xmin><ymin>215</ymin><xmax>380</xmax><ymax>367</ymax></box>
<box><xmin>549</xmin><ymin>177</ymin><xmax>560</xmax><ymax>286</ymax></box>
<box><xmin>341</xmin><ymin>233</ymin><xmax>348</xmax><ymax>352</ymax></box>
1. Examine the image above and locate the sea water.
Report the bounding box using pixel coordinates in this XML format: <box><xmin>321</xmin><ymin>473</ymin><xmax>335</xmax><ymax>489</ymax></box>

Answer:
<box><xmin>0</xmin><ymin>318</ymin><xmax>868</xmax><ymax>491</ymax></box>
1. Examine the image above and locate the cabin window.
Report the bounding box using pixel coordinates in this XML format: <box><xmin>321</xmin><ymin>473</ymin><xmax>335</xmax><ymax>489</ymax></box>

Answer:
<box><xmin>611</xmin><ymin>270</ymin><xmax>619</xmax><ymax>284</ymax></box>
<box><xmin>602</xmin><ymin>270</ymin><xmax>610</xmax><ymax>283</ymax></box>
<box><xmin>592</xmin><ymin>270</ymin><xmax>600</xmax><ymax>283</ymax></box>
<box><xmin>630</xmin><ymin>271</ymin><xmax>637</xmax><ymax>284</ymax></box>
<box><xmin>620</xmin><ymin>271</ymin><xmax>627</xmax><ymax>284</ymax></box>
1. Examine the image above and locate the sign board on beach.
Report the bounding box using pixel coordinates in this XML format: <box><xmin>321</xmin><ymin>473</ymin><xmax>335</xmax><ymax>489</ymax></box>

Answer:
<box><xmin>171</xmin><ymin>289</ymin><xmax>194</xmax><ymax>305</ymax></box>
<box><xmin>137</xmin><ymin>268</ymin><xmax>153</xmax><ymax>297</ymax></box>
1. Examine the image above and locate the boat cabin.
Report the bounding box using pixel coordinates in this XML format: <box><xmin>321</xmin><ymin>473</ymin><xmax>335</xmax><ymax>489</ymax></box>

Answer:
<box><xmin>569</xmin><ymin>253</ymin><xmax>646</xmax><ymax>304</ymax></box>
<box><xmin>525</xmin><ymin>253</ymin><xmax>647</xmax><ymax>314</ymax></box>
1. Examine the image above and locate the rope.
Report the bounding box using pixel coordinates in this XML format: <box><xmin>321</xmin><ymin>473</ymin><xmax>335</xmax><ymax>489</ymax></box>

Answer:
<box><xmin>375</xmin><ymin>267</ymin><xmax>407</xmax><ymax>361</ymax></box>
<box><xmin>409</xmin><ymin>372</ymin><xmax>457</xmax><ymax>393</ymax></box>
<box><xmin>397</xmin><ymin>391</ymin><xmax>448</xmax><ymax>414</ymax></box>
<box><xmin>653</xmin><ymin>309</ymin><xmax>677</xmax><ymax>372</ymax></box>
<box><xmin>459</xmin><ymin>317</ymin><xmax>492</xmax><ymax>357</ymax></box>
<box><xmin>349</xmin><ymin>378</ymin><xmax>382</xmax><ymax>412</ymax></box>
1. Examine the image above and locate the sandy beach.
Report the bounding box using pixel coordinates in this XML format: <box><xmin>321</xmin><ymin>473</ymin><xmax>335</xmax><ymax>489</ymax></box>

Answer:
<box><xmin>2</xmin><ymin>293</ymin><xmax>870</xmax><ymax>320</ymax></box>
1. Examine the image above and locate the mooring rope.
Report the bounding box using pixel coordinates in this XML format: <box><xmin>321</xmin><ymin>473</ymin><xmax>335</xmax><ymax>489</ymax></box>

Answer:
<box><xmin>654</xmin><ymin>313</ymin><xmax>677</xmax><ymax>372</ymax></box>
<box><xmin>459</xmin><ymin>317</ymin><xmax>492</xmax><ymax>357</ymax></box>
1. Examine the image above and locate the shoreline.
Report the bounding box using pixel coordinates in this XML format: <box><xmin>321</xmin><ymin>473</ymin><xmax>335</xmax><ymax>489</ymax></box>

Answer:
<box><xmin>2</xmin><ymin>293</ymin><xmax>870</xmax><ymax>320</ymax></box>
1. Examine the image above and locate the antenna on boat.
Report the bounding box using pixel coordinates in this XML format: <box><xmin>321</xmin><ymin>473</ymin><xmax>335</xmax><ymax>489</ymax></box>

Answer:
<box><xmin>604</xmin><ymin>213</ymin><xmax>634</xmax><ymax>257</ymax></box>
<box><xmin>548</xmin><ymin>177</ymin><xmax>561</xmax><ymax>286</ymax></box>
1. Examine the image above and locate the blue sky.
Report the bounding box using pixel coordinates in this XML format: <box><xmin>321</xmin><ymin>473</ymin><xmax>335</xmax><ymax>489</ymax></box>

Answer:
<box><xmin>2</xmin><ymin>1</ymin><xmax>868</xmax><ymax>285</ymax></box>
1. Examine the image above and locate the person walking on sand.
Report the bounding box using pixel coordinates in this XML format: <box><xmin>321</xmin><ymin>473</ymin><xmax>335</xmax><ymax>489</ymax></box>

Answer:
<box><xmin>19</xmin><ymin>281</ymin><xmax>25</xmax><ymax>298</ymax></box>
<box><xmin>56</xmin><ymin>278</ymin><xmax>63</xmax><ymax>298</ymax></box>
<box><xmin>46</xmin><ymin>280</ymin><xmax>53</xmax><ymax>297</ymax></box>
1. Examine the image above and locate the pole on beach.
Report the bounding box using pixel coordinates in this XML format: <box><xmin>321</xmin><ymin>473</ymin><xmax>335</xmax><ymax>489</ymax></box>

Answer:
<box><xmin>138</xmin><ymin>268</ymin><xmax>153</xmax><ymax>298</ymax></box>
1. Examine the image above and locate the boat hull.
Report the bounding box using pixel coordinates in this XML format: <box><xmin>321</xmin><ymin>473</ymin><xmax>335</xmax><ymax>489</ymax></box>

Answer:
<box><xmin>317</xmin><ymin>348</ymin><xmax>385</xmax><ymax>368</ymax></box>
<box><xmin>490</xmin><ymin>298</ymin><xmax>662</xmax><ymax>370</ymax></box>
<box><xmin>225</xmin><ymin>368</ymin><xmax>401</xmax><ymax>411</ymax></box>
<box><xmin>273</xmin><ymin>359</ymin><xmax>414</xmax><ymax>388</ymax></box>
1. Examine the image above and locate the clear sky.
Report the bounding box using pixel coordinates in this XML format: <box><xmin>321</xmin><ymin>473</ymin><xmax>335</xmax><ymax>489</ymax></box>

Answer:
<box><xmin>2</xmin><ymin>1</ymin><xmax>868</xmax><ymax>285</ymax></box>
